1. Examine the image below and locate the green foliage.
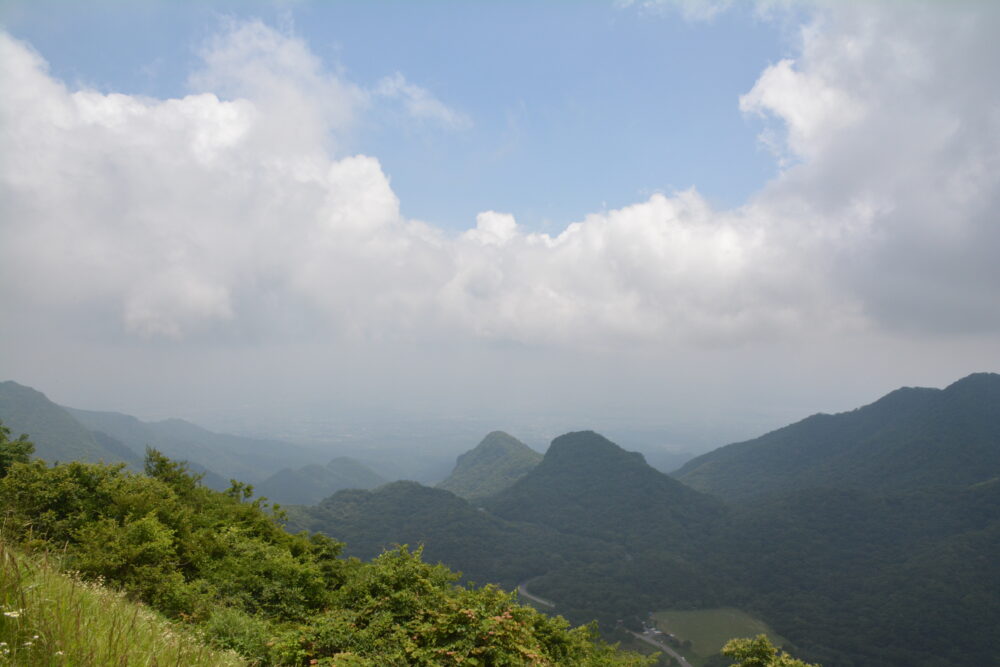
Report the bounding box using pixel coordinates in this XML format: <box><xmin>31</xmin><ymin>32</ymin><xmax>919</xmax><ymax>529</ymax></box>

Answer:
<box><xmin>0</xmin><ymin>442</ymin><xmax>649</xmax><ymax>665</ymax></box>
<box><xmin>0</xmin><ymin>421</ymin><xmax>33</xmax><ymax>477</ymax></box>
<box><xmin>271</xmin><ymin>546</ymin><xmax>655</xmax><ymax>666</ymax></box>
<box><xmin>722</xmin><ymin>635</ymin><xmax>817</xmax><ymax>667</ymax></box>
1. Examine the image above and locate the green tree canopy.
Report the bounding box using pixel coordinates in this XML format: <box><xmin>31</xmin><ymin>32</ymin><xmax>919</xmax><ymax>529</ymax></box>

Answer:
<box><xmin>722</xmin><ymin>635</ymin><xmax>818</xmax><ymax>667</ymax></box>
<box><xmin>0</xmin><ymin>419</ymin><xmax>34</xmax><ymax>476</ymax></box>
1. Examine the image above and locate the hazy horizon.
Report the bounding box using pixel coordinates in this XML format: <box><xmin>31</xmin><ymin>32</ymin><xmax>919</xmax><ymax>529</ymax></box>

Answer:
<box><xmin>2</xmin><ymin>1</ymin><xmax>998</xmax><ymax>456</ymax></box>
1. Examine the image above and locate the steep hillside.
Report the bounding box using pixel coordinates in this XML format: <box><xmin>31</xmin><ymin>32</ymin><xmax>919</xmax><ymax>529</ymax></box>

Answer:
<box><xmin>256</xmin><ymin>456</ymin><xmax>386</xmax><ymax>505</ymax></box>
<box><xmin>675</xmin><ymin>372</ymin><xmax>1000</xmax><ymax>500</ymax></box>
<box><xmin>437</xmin><ymin>431</ymin><xmax>542</xmax><ymax>500</ymax></box>
<box><xmin>0</xmin><ymin>381</ymin><xmax>139</xmax><ymax>466</ymax></box>
<box><xmin>67</xmin><ymin>407</ymin><xmax>321</xmax><ymax>484</ymax></box>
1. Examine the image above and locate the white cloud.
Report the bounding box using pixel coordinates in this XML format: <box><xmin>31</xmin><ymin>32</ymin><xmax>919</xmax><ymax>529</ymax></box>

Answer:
<box><xmin>2</xmin><ymin>4</ymin><xmax>999</xmax><ymax>356</ymax></box>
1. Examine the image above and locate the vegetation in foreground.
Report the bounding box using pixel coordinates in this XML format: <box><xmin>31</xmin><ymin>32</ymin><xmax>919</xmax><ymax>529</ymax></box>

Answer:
<box><xmin>0</xmin><ymin>420</ymin><xmax>655</xmax><ymax>665</ymax></box>
<box><xmin>721</xmin><ymin>636</ymin><xmax>817</xmax><ymax>667</ymax></box>
<box><xmin>0</xmin><ymin>541</ymin><xmax>243</xmax><ymax>666</ymax></box>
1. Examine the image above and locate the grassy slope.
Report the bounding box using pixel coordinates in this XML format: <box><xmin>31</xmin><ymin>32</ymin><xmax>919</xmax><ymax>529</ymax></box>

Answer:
<box><xmin>0</xmin><ymin>541</ymin><xmax>244</xmax><ymax>666</ymax></box>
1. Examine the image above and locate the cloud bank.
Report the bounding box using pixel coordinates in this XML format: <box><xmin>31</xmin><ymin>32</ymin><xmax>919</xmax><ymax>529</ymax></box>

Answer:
<box><xmin>2</xmin><ymin>5</ymin><xmax>999</xmax><ymax>357</ymax></box>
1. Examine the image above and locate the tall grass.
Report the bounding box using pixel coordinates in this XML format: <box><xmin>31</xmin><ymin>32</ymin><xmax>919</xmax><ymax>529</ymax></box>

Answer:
<box><xmin>0</xmin><ymin>541</ymin><xmax>245</xmax><ymax>666</ymax></box>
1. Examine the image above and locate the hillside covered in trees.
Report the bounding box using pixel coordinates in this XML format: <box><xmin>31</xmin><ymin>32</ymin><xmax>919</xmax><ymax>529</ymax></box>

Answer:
<box><xmin>437</xmin><ymin>431</ymin><xmax>543</xmax><ymax>500</ymax></box>
<box><xmin>0</xmin><ymin>420</ymin><xmax>655</xmax><ymax>666</ymax></box>
<box><xmin>297</xmin><ymin>374</ymin><xmax>1000</xmax><ymax>666</ymax></box>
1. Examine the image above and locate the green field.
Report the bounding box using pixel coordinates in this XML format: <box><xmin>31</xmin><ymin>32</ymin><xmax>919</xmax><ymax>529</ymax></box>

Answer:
<box><xmin>652</xmin><ymin>607</ymin><xmax>789</xmax><ymax>663</ymax></box>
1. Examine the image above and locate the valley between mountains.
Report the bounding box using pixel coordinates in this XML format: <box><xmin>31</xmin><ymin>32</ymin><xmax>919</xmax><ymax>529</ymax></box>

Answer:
<box><xmin>288</xmin><ymin>373</ymin><xmax>1000</xmax><ymax>666</ymax></box>
<box><xmin>2</xmin><ymin>373</ymin><xmax>998</xmax><ymax>665</ymax></box>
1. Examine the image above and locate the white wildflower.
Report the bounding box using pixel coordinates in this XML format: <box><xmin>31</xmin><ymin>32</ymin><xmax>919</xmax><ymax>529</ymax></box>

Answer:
<box><xmin>3</xmin><ymin>610</ymin><xmax>20</xmax><ymax>617</ymax></box>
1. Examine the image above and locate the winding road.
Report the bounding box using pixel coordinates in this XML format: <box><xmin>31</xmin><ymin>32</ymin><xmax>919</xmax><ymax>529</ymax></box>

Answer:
<box><xmin>516</xmin><ymin>581</ymin><xmax>555</xmax><ymax>608</ymax></box>
<box><xmin>629</xmin><ymin>630</ymin><xmax>693</xmax><ymax>667</ymax></box>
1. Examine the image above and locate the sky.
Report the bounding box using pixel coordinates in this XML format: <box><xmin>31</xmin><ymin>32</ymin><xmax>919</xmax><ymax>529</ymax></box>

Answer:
<box><xmin>1</xmin><ymin>0</ymin><xmax>998</xmax><ymax>453</ymax></box>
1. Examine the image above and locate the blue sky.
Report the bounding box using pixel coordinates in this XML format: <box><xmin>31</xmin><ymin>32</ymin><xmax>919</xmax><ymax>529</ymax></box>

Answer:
<box><xmin>2</xmin><ymin>0</ymin><xmax>788</xmax><ymax>229</ymax></box>
<box><xmin>1</xmin><ymin>1</ymin><xmax>998</xmax><ymax>452</ymax></box>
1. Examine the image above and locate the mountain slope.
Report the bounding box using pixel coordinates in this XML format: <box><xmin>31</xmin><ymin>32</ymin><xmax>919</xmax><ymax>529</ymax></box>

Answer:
<box><xmin>486</xmin><ymin>430</ymin><xmax>724</xmax><ymax>550</ymax></box>
<box><xmin>66</xmin><ymin>408</ymin><xmax>321</xmax><ymax>484</ymax></box>
<box><xmin>675</xmin><ymin>372</ymin><xmax>1000</xmax><ymax>500</ymax></box>
<box><xmin>285</xmin><ymin>480</ymin><xmax>624</xmax><ymax>589</ymax></box>
<box><xmin>0</xmin><ymin>381</ymin><xmax>140</xmax><ymax>466</ymax></box>
<box><xmin>437</xmin><ymin>431</ymin><xmax>542</xmax><ymax>500</ymax></box>
<box><xmin>255</xmin><ymin>456</ymin><xmax>387</xmax><ymax>505</ymax></box>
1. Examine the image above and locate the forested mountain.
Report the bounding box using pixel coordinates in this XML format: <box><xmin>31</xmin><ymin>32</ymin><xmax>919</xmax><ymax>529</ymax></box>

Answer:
<box><xmin>255</xmin><ymin>456</ymin><xmax>386</xmax><ymax>505</ymax></box>
<box><xmin>293</xmin><ymin>379</ymin><xmax>1000</xmax><ymax>666</ymax></box>
<box><xmin>487</xmin><ymin>431</ymin><xmax>725</xmax><ymax>550</ymax></box>
<box><xmin>437</xmin><ymin>430</ymin><xmax>542</xmax><ymax>500</ymax></box>
<box><xmin>295</xmin><ymin>431</ymin><xmax>727</xmax><ymax>629</ymax></box>
<box><xmin>286</xmin><ymin>480</ymin><xmax>626</xmax><ymax>589</ymax></box>
<box><xmin>0</xmin><ymin>381</ymin><xmax>140</xmax><ymax>466</ymax></box>
<box><xmin>701</xmin><ymin>482</ymin><xmax>1000</xmax><ymax>666</ymax></box>
<box><xmin>66</xmin><ymin>406</ymin><xmax>321</xmax><ymax>484</ymax></box>
<box><xmin>675</xmin><ymin>372</ymin><xmax>1000</xmax><ymax>500</ymax></box>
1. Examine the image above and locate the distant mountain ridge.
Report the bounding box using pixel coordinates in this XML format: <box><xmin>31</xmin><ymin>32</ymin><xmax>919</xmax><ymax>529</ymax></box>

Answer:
<box><xmin>675</xmin><ymin>372</ymin><xmax>1000</xmax><ymax>500</ymax></box>
<box><xmin>0</xmin><ymin>381</ymin><xmax>140</xmax><ymax>466</ymax></box>
<box><xmin>66</xmin><ymin>407</ymin><xmax>321</xmax><ymax>484</ymax></box>
<box><xmin>255</xmin><ymin>457</ymin><xmax>386</xmax><ymax>505</ymax></box>
<box><xmin>437</xmin><ymin>431</ymin><xmax>542</xmax><ymax>500</ymax></box>
<box><xmin>0</xmin><ymin>380</ymin><xmax>337</xmax><ymax>491</ymax></box>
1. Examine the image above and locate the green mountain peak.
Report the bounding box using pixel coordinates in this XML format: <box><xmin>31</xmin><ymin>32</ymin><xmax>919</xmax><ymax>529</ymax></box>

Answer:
<box><xmin>437</xmin><ymin>430</ymin><xmax>541</xmax><ymax>500</ymax></box>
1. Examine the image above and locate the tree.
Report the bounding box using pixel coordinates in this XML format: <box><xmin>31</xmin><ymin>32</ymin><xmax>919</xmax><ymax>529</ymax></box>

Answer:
<box><xmin>0</xmin><ymin>419</ymin><xmax>34</xmax><ymax>476</ymax></box>
<box><xmin>722</xmin><ymin>635</ymin><xmax>818</xmax><ymax>667</ymax></box>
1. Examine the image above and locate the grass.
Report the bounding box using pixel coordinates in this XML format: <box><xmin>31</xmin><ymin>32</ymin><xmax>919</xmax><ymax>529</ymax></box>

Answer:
<box><xmin>652</xmin><ymin>607</ymin><xmax>789</xmax><ymax>664</ymax></box>
<box><xmin>0</xmin><ymin>541</ymin><xmax>246</xmax><ymax>666</ymax></box>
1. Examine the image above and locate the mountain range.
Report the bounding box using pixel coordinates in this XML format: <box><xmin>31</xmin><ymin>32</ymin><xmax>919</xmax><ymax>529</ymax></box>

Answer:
<box><xmin>294</xmin><ymin>372</ymin><xmax>1000</xmax><ymax>666</ymax></box>
<box><xmin>4</xmin><ymin>372</ymin><xmax>998</xmax><ymax>665</ymax></box>
<box><xmin>675</xmin><ymin>372</ymin><xmax>1000</xmax><ymax>499</ymax></box>
<box><xmin>0</xmin><ymin>381</ymin><xmax>383</xmax><ymax>501</ymax></box>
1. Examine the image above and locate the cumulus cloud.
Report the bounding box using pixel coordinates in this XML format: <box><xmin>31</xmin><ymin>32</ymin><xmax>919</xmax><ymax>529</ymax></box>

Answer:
<box><xmin>749</xmin><ymin>3</ymin><xmax>1000</xmax><ymax>332</ymax></box>
<box><xmin>1</xmin><ymin>4</ymin><xmax>999</xmax><ymax>355</ymax></box>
